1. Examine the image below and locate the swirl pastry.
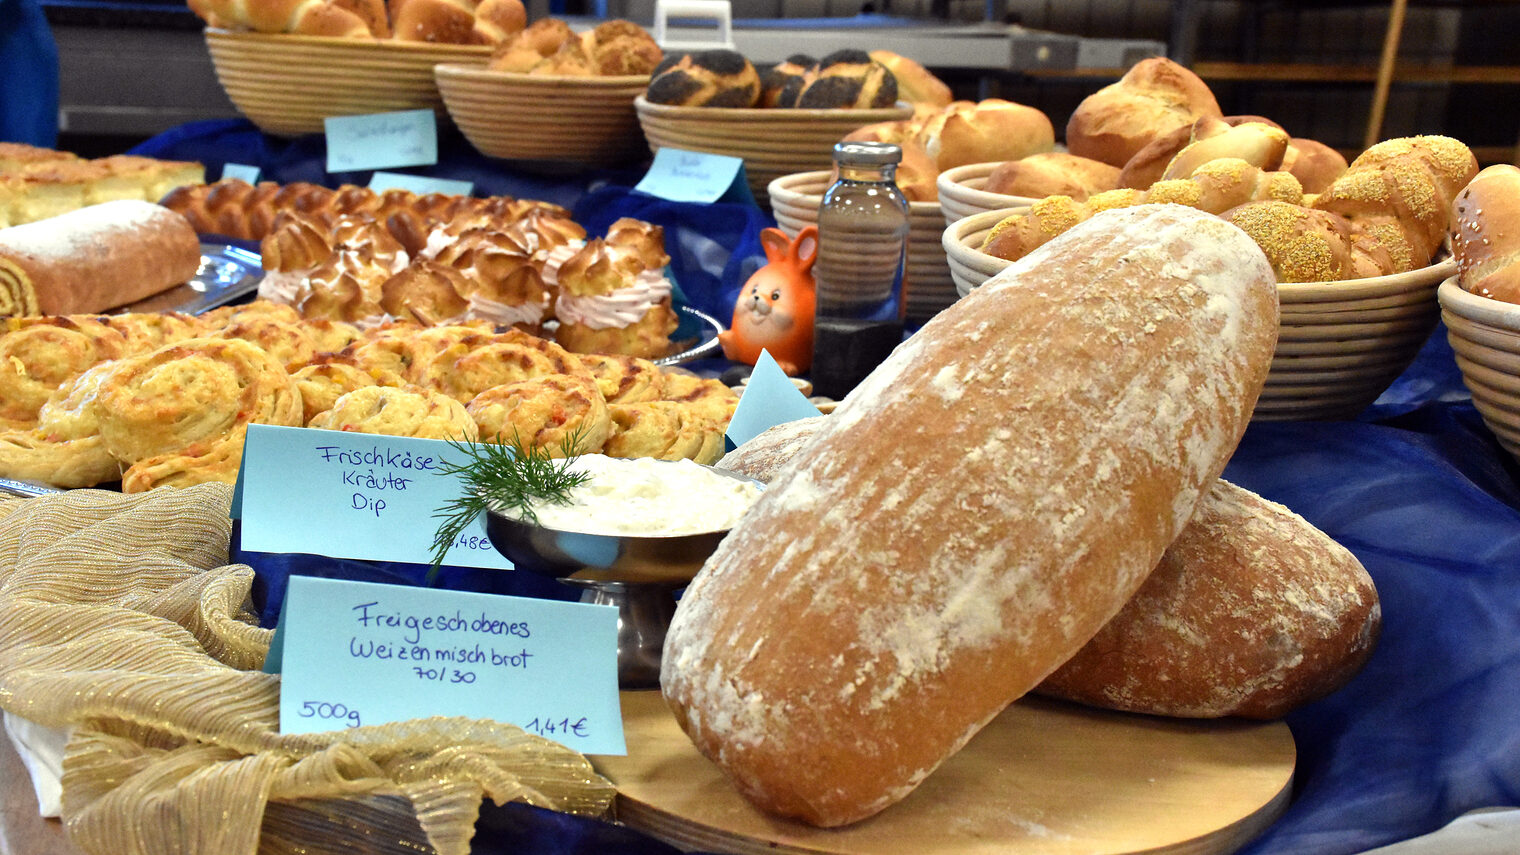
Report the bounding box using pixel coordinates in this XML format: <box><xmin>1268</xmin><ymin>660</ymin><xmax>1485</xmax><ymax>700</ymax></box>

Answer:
<box><xmin>577</xmin><ymin>352</ymin><xmax>666</xmax><ymax>404</ymax></box>
<box><xmin>291</xmin><ymin>356</ymin><xmax>405</xmax><ymax>425</ymax></box>
<box><xmin>93</xmin><ymin>337</ymin><xmax>302</xmax><ymax>465</ymax></box>
<box><xmin>343</xmin><ymin>321</ymin><xmax>492</xmax><ymax>382</ymax></box>
<box><xmin>0</xmin><ymin>315</ymin><xmax>127</xmax><ymax>428</ymax></box>
<box><xmin>308</xmin><ymin>385</ymin><xmax>479</xmax><ymax>441</ymax></box>
<box><xmin>211</xmin><ymin>315</ymin><xmax>321</xmax><ymax>372</ymax></box>
<box><xmin>0</xmin><ymin>361</ymin><xmax>123</xmax><ymax>487</ymax></box>
<box><xmin>467</xmin><ymin>374</ymin><xmax>611</xmax><ymax>455</ymax></box>
<box><xmin>602</xmin><ymin>401</ymin><xmax>704</xmax><ymax>461</ymax></box>
<box><xmin>105</xmin><ymin>311</ymin><xmax>206</xmax><ymax>354</ymax></box>
<box><xmin>420</xmin><ymin>331</ymin><xmax>590</xmax><ymax>404</ymax></box>
<box><xmin>660</xmin><ymin>372</ymin><xmax>740</xmax><ymax>422</ymax></box>
<box><xmin>120</xmin><ymin>432</ymin><xmax>246</xmax><ymax>493</ymax></box>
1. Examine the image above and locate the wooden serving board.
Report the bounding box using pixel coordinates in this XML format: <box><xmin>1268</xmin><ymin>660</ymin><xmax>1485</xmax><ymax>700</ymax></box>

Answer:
<box><xmin>593</xmin><ymin>691</ymin><xmax>1295</xmax><ymax>855</ymax></box>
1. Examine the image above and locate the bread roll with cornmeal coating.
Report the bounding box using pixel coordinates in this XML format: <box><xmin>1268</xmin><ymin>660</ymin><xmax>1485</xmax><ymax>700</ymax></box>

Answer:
<box><xmin>662</xmin><ymin>203</ymin><xmax>1279</xmax><ymax>827</ymax></box>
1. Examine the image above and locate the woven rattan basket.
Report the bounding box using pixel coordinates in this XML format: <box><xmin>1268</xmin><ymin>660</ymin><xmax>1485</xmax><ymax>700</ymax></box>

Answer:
<box><xmin>935</xmin><ymin>162</ymin><xmax>1039</xmax><ymax>227</ymax></box>
<box><xmin>204</xmin><ymin>28</ymin><xmax>489</xmax><ymax>137</ymax></box>
<box><xmin>1439</xmin><ymin>276</ymin><xmax>1520</xmax><ymax>461</ymax></box>
<box><xmin>944</xmin><ymin>206</ymin><xmax>1455</xmax><ymax>422</ymax></box>
<box><xmin>634</xmin><ymin>97</ymin><xmax>911</xmax><ymax>206</ymax></box>
<box><xmin>768</xmin><ymin>170</ymin><xmax>958</xmax><ymax>323</ymax></box>
<box><xmin>435</xmin><ymin>64</ymin><xmax>649</xmax><ymax>165</ymax></box>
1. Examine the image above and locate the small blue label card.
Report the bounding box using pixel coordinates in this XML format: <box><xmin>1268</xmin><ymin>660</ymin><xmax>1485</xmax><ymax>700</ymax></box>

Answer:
<box><xmin>273</xmin><ymin>576</ymin><xmax>625</xmax><ymax>754</ymax></box>
<box><xmin>369</xmin><ymin>171</ymin><xmax>474</xmax><ymax>197</ymax></box>
<box><xmin>235</xmin><ymin>424</ymin><xmax>510</xmax><ymax>570</ymax></box>
<box><xmin>325</xmin><ymin>109</ymin><xmax>439</xmax><ymax>174</ymax></box>
<box><xmin>634</xmin><ymin>147</ymin><xmax>754</xmax><ymax>206</ymax></box>
<box><xmin>725</xmin><ymin>349</ymin><xmax>821</xmax><ymax>451</ymax></box>
<box><xmin>221</xmin><ymin>162</ymin><xmax>262</xmax><ymax>184</ymax></box>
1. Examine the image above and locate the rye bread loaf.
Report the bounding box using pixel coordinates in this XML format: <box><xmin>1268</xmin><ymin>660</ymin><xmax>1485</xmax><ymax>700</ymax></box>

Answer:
<box><xmin>720</xmin><ymin>424</ymin><xmax>1379</xmax><ymax>720</ymax></box>
<box><xmin>662</xmin><ymin>203</ymin><xmax>1280</xmax><ymax>827</ymax></box>
<box><xmin>1037</xmin><ymin>479</ymin><xmax>1380</xmax><ymax>718</ymax></box>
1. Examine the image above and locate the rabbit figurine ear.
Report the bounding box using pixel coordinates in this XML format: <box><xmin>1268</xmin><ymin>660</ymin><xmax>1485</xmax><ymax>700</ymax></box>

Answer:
<box><xmin>792</xmin><ymin>225</ymin><xmax>819</xmax><ymax>276</ymax></box>
<box><xmin>760</xmin><ymin>228</ymin><xmax>793</xmax><ymax>264</ymax></box>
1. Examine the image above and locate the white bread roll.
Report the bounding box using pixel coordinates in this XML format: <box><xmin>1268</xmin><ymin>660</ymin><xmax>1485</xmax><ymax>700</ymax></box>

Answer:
<box><xmin>662</xmin><ymin>203</ymin><xmax>1280</xmax><ymax>827</ymax></box>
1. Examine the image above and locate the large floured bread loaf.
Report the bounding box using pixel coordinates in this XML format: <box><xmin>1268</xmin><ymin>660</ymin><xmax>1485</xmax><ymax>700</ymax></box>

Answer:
<box><xmin>1038</xmin><ymin>478</ymin><xmax>1380</xmax><ymax>719</ymax></box>
<box><xmin>719</xmin><ymin>422</ymin><xmax>1380</xmax><ymax>721</ymax></box>
<box><xmin>662</xmin><ymin>203</ymin><xmax>1279</xmax><ymax>827</ymax></box>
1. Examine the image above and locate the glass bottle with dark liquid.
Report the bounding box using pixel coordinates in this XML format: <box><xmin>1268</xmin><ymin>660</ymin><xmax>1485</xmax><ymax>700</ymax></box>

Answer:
<box><xmin>811</xmin><ymin>141</ymin><xmax>911</xmax><ymax>401</ymax></box>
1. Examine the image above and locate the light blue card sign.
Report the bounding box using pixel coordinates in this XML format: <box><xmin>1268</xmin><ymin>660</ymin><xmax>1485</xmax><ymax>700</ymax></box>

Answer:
<box><xmin>325</xmin><ymin>109</ymin><xmax>439</xmax><ymax>174</ymax></box>
<box><xmin>634</xmin><ymin>147</ymin><xmax>755</xmax><ymax>206</ymax></box>
<box><xmin>725</xmin><ymin>349</ymin><xmax>821</xmax><ymax>451</ymax></box>
<box><xmin>271</xmin><ymin>576</ymin><xmax>625</xmax><ymax>754</ymax></box>
<box><xmin>221</xmin><ymin>162</ymin><xmax>261</xmax><ymax>183</ymax></box>
<box><xmin>369</xmin><ymin>171</ymin><xmax>474</xmax><ymax>197</ymax></box>
<box><xmin>235</xmin><ymin>424</ymin><xmax>509</xmax><ymax>570</ymax></box>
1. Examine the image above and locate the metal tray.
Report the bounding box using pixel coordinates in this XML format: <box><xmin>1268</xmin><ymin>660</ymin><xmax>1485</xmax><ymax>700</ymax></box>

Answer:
<box><xmin>116</xmin><ymin>242</ymin><xmax>263</xmax><ymax>316</ymax></box>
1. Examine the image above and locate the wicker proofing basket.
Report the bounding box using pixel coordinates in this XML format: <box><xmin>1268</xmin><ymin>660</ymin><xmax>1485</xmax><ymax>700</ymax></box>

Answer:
<box><xmin>944</xmin><ymin>207</ymin><xmax>1456</xmax><ymax>422</ymax></box>
<box><xmin>634</xmin><ymin>97</ymin><xmax>912</xmax><ymax>206</ymax></box>
<box><xmin>434</xmin><ymin>64</ymin><xmax>649</xmax><ymax>165</ymax></box>
<box><xmin>204</xmin><ymin>28</ymin><xmax>490</xmax><ymax>137</ymax></box>
<box><xmin>1439</xmin><ymin>276</ymin><xmax>1520</xmax><ymax>462</ymax></box>
<box><xmin>936</xmin><ymin>162</ymin><xmax>1040</xmax><ymax>227</ymax></box>
<box><xmin>768</xmin><ymin>170</ymin><xmax>958</xmax><ymax>323</ymax></box>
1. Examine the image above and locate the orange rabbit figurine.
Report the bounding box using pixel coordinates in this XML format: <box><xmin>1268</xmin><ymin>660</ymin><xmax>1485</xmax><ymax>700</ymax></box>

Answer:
<box><xmin>720</xmin><ymin>225</ymin><xmax>817</xmax><ymax>376</ymax></box>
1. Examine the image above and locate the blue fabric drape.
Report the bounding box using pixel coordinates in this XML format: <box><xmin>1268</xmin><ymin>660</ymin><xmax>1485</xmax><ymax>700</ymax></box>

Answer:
<box><xmin>0</xmin><ymin>0</ymin><xmax>61</xmax><ymax>147</ymax></box>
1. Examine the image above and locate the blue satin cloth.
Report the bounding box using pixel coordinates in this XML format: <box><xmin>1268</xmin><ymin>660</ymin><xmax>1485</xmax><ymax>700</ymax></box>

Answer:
<box><xmin>0</xmin><ymin>0</ymin><xmax>60</xmax><ymax>147</ymax></box>
<box><xmin>133</xmin><ymin>119</ymin><xmax>1520</xmax><ymax>854</ymax></box>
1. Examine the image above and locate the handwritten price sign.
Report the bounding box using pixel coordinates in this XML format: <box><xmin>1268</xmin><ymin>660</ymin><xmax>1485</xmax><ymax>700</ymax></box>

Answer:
<box><xmin>272</xmin><ymin>576</ymin><xmax>624</xmax><ymax>754</ymax></box>
<box><xmin>235</xmin><ymin>424</ymin><xmax>508</xmax><ymax>569</ymax></box>
<box><xmin>324</xmin><ymin>109</ymin><xmax>439</xmax><ymax>174</ymax></box>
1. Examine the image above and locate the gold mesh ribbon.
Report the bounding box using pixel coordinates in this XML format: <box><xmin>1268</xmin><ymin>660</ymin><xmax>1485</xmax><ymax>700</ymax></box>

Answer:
<box><xmin>0</xmin><ymin>484</ymin><xmax>615</xmax><ymax>855</ymax></box>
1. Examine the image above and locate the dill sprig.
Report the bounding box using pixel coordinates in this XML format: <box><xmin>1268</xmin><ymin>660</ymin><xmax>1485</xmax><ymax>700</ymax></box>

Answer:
<box><xmin>428</xmin><ymin>429</ymin><xmax>591</xmax><ymax>584</ymax></box>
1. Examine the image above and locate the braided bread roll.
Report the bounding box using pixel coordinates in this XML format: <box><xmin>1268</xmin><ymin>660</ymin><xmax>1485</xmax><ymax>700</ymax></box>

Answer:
<box><xmin>1311</xmin><ymin>135</ymin><xmax>1478</xmax><ymax>274</ymax></box>
<box><xmin>1452</xmin><ymin>163</ymin><xmax>1520</xmax><ymax>303</ymax></box>
<box><xmin>93</xmin><ymin>337</ymin><xmax>302</xmax><ymax>466</ymax></box>
<box><xmin>981</xmin><ymin>159</ymin><xmax>1302</xmax><ymax>263</ymax></box>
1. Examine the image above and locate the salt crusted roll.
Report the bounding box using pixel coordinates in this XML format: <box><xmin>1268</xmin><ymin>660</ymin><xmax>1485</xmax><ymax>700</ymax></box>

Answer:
<box><xmin>661</xmin><ymin>203</ymin><xmax>1280</xmax><ymax>827</ymax></box>
<box><xmin>0</xmin><ymin>200</ymin><xmax>201</xmax><ymax>317</ymax></box>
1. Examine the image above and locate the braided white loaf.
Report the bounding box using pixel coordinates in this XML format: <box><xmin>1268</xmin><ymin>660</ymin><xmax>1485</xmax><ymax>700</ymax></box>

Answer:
<box><xmin>662</xmin><ymin>204</ymin><xmax>1279</xmax><ymax>827</ymax></box>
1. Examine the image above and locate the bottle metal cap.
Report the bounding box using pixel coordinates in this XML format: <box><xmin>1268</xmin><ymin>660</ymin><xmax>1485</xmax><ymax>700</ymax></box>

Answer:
<box><xmin>832</xmin><ymin>141</ymin><xmax>902</xmax><ymax>166</ymax></box>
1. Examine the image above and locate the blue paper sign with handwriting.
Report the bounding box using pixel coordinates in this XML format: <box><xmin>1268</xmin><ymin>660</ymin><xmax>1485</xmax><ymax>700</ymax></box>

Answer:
<box><xmin>724</xmin><ymin>349</ymin><xmax>821</xmax><ymax>451</ymax></box>
<box><xmin>270</xmin><ymin>576</ymin><xmax>624</xmax><ymax>754</ymax></box>
<box><xmin>235</xmin><ymin>424</ymin><xmax>510</xmax><ymax>570</ymax></box>
<box><xmin>221</xmin><ymin>162</ymin><xmax>261</xmax><ymax>183</ymax></box>
<box><xmin>325</xmin><ymin>109</ymin><xmax>439</xmax><ymax>174</ymax></box>
<box><xmin>634</xmin><ymin>147</ymin><xmax>755</xmax><ymax>205</ymax></box>
<box><xmin>369</xmin><ymin>171</ymin><xmax>474</xmax><ymax>197</ymax></box>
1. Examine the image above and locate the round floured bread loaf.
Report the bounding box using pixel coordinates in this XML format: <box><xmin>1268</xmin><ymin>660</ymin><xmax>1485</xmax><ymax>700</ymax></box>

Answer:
<box><xmin>1038</xmin><ymin>478</ymin><xmax>1380</xmax><ymax>719</ymax></box>
<box><xmin>661</xmin><ymin>203</ymin><xmax>1279</xmax><ymax>828</ymax></box>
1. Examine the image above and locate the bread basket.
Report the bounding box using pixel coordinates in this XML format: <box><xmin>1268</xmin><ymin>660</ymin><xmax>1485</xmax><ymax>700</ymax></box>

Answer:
<box><xmin>634</xmin><ymin>97</ymin><xmax>912</xmax><ymax>206</ymax></box>
<box><xmin>435</xmin><ymin>64</ymin><xmax>649</xmax><ymax>165</ymax></box>
<box><xmin>944</xmin><ymin>206</ymin><xmax>1455</xmax><ymax>421</ymax></box>
<box><xmin>203</xmin><ymin>28</ymin><xmax>490</xmax><ymax>137</ymax></box>
<box><xmin>1438</xmin><ymin>277</ymin><xmax>1520</xmax><ymax>461</ymax></box>
<box><xmin>935</xmin><ymin>162</ymin><xmax>1039</xmax><ymax>227</ymax></box>
<box><xmin>768</xmin><ymin>170</ymin><xmax>958</xmax><ymax>323</ymax></box>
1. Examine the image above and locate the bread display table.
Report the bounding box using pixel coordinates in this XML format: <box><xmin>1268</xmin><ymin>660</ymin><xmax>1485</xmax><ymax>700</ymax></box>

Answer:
<box><xmin>595</xmin><ymin>691</ymin><xmax>1295</xmax><ymax>855</ymax></box>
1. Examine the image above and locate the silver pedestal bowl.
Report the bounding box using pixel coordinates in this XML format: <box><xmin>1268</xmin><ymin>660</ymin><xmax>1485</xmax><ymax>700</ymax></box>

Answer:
<box><xmin>482</xmin><ymin>466</ymin><xmax>759</xmax><ymax>689</ymax></box>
